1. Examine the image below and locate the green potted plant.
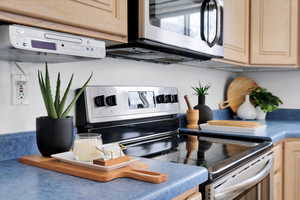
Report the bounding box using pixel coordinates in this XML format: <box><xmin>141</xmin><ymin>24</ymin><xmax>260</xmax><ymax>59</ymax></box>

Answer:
<box><xmin>37</xmin><ymin>63</ymin><xmax>92</xmax><ymax>157</ymax></box>
<box><xmin>250</xmin><ymin>87</ymin><xmax>283</xmax><ymax>120</ymax></box>
<box><xmin>192</xmin><ymin>82</ymin><xmax>212</xmax><ymax>124</ymax></box>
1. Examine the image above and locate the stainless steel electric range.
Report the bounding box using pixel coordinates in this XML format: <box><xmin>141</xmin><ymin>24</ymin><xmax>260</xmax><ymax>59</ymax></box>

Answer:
<box><xmin>76</xmin><ymin>86</ymin><xmax>273</xmax><ymax>200</ymax></box>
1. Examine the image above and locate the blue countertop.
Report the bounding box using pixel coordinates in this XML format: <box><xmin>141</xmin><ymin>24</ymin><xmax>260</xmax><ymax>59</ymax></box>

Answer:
<box><xmin>1</xmin><ymin>109</ymin><xmax>299</xmax><ymax>200</ymax></box>
<box><xmin>0</xmin><ymin>158</ymin><xmax>208</xmax><ymax>200</ymax></box>
<box><xmin>180</xmin><ymin>120</ymin><xmax>300</xmax><ymax>143</ymax></box>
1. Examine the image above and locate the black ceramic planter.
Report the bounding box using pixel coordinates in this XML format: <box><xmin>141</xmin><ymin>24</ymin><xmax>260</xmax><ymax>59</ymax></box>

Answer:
<box><xmin>194</xmin><ymin>95</ymin><xmax>213</xmax><ymax>124</ymax></box>
<box><xmin>36</xmin><ymin>116</ymin><xmax>74</xmax><ymax>157</ymax></box>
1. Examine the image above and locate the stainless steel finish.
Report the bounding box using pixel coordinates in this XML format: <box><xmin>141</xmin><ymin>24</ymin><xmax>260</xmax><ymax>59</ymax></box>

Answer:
<box><xmin>206</xmin><ymin>151</ymin><xmax>273</xmax><ymax>200</ymax></box>
<box><xmin>124</xmin><ymin>135</ymin><xmax>173</xmax><ymax>146</ymax></box>
<box><xmin>84</xmin><ymin>86</ymin><xmax>179</xmax><ymax>123</ymax></box>
<box><xmin>199</xmin><ymin>136</ymin><xmax>259</xmax><ymax>147</ymax></box>
<box><xmin>114</xmin><ymin>131</ymin><xmax>175</xmax><ymax>145</ymax></box>
<box><xmin>0</xmin><ymin>24</ymin><xmax>106</xmax><ymax>62</ymax></box>
<box><xmin>257</xmin><ymin>183</ymin><xmax>262</xmax><ymax>200</ymax></box>
<box><xmin>139</xmin><ymin>0</ymin><xmax>223</xmax><ymax>57</ymax></box>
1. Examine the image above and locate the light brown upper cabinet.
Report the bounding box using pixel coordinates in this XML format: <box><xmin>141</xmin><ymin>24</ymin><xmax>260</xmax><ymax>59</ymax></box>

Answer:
<box><xmin>0</xmin><ymin>0</ymin><xmax>128</xmax><ymax>43</ymax></box>
<box><xmin>223</xmin><ymin>0</ymin><xmax>299</xmax><ymax>67</ymax></box>
<box><xmin>223</xmin><ymin>0</ymin><xmax>250</xmax><ymax>64</ymax></box>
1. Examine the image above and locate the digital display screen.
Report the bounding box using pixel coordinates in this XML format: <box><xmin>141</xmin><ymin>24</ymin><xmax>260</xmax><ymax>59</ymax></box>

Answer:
<box><xmin>31</xmin><ymin>40</ymin><xmax>56</xmax><ymax>50</ymax></box>
<box><xmin>128</xmin><ymin>91</ymin><xmax>155</xmax><ymax>109</ymax></box>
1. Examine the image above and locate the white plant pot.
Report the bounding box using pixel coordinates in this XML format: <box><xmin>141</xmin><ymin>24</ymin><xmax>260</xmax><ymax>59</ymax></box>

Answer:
<box><xmin>237</xmin><ymin>95</ymin><xmax>257</xmax><ymax>120</ymax></box>
<box><xmin>256</xmin><ymin>107</ymin><xmax>267</xmax><ymax>120</ymax></box>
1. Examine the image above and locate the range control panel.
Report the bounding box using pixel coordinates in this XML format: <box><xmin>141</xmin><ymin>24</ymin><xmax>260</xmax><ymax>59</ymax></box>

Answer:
<box><xmin>83</xmin><ymin>86</ymin><xmax>180</xmax><ymax>123</ymax></box>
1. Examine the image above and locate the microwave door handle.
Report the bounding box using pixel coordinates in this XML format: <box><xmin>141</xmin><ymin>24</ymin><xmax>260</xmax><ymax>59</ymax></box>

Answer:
<box><xmin>214</xmin><ymin>160</ymin><xmax>272</xmax><ymax>200</ymax></box>
<box><xmin>207</xmin><ymin>2</ymin><xmax>210</xmax><ymax>45</ymax></box>
<box><xmin>206</xmin><ymin>0</ymin><xmax>219</xmax><ymax>47</ymax></box>
<box><xmin>215</xmin><ymin>2</ymin><xmax>223</xmax><ymax>45</ymax></box>
<box><xmin>200</xmin><ymin>0</ymin><xmax>208</xmax><ymax>42</ymax></box>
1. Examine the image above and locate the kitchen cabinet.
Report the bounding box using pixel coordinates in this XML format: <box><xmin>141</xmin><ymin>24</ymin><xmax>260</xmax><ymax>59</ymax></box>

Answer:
<box><xmin>222</xmin><ymin>0</ymin><xmax>299</xmax><ymax>67</ymax></box>
<box><xmin>223</xmin><ymin>0</ymin><xmax>250</xmax><ymax>64</ymax></box>
<box><xmin>284</xmin><ymin>139</ymin><xmax>300</xmax><ymax>200</ymax></box>
<box><xmin>272</xmin><ymin>143</ymin><xmax>283</xmax><ymax>200</ymax></box>
<box><xmin>251</xmin><ymin>0</ymin><xmax>298</xmax><ymax>65</ymax></box>
<box><xmin>172</xmin><ymin>187</ymin><xmax>202</xmax><ymax>200</ymax></box>
<box><xmin>0</xmin><ymin>0</ymin><xmax>127</xmax><ymax>43</ymax></box>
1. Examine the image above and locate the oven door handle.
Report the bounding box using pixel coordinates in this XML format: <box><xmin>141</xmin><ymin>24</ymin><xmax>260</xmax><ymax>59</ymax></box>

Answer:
<box><xmin>215</xmin><ymin>160</ymin><xmax>272</xmax><ymax>200</ymax></box>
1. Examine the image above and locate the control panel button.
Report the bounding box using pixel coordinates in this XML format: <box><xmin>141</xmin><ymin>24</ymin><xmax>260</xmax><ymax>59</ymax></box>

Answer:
<box><xmin>105</xmin><ymin>95</ymin><xmax>117</xmax><ymax>106</ymax></box>
<box><xmin>165</xmin><ymin>95</ymin><xmax>172</xmax><ymax>103</ymax></box>
<box><xmin>172</xmin><ymin>94</ymin><xmax>178</xmax><ymax>103</ymax></box>
<box><xmin>94</xmin><ymin>95</ymin><xmax>105</xmax><ymax>107</ymax></box>
<box><xmin>156</xmin><ymin>95</ymin><xmax>165</xmax><ymax>104</ymax></box>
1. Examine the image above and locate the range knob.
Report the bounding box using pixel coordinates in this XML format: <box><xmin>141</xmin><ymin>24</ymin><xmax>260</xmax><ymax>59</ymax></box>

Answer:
<box><xmin>94</xmin><ymin>95</ymin><xmax>105</xmax><ymax>107</ymax></box>
<box><xmin>105</xmin><ymin>95</ymin><xmax>117</xmax><ymax>106</ymax></box>
<box><xmin>165</xmin><ymin>95</ymin><xmax>172</xmax><ymax>103</ymax></box>
<box><xmin>172</xmin><ymin>94</ymin><xmax>178</xmax><ymax>103</ymax></box>
<box><xmin>156</xmin><ymin>95</ymin><xmax>165</xmax><ymax>104</ymax></box>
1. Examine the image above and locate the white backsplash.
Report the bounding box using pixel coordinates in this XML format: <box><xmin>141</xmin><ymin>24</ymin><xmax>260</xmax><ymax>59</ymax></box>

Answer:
<box><xmin>0</xmin><ymin>58</ymin><xmax>235</xmax><ymax>134</ymax></box>
<box><xmin>242</xmin><ymin>71</ymin><xmax>300</xmax><ymax>109</ymax></box>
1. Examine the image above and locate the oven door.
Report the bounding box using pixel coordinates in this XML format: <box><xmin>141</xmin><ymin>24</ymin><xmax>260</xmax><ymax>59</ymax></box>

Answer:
<box><xmin>139</xmin><ymin>0</ymin><xmax>224</xmax><ymax>57</ymax></box>
<box><xmin>207</xmin><ymin>151</ymin><xmax>273</xmax><ymax>200</ymax></box>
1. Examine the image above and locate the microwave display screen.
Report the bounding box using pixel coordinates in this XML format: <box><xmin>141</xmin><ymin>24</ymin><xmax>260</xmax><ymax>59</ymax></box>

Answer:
<box><xmin>128</xmin><ymin>91</ymin><xmax>155</xmax><ymax>109</ymax></box>
<box><xmin>31</xmin><ymin>40</ymin><xmax>57</xmax><ymax>50</ymax></box>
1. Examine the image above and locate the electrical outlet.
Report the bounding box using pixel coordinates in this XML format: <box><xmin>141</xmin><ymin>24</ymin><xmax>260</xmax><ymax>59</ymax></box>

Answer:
<box><xmin>12</xmin><ymin>74</ymin><xmax>29</xmax><ymax>105</ymax></box>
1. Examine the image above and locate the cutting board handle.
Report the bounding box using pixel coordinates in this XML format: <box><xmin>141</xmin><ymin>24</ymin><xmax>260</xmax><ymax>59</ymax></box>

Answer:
<box><xmin>219</xmin><ymin>100</ymin><xmax>230</xmax><ymax>109</ymax></box>
<box><xmin>123</xmin><ymin>168</ymin><xmax>168</xmax><ymax>184</ymax></box>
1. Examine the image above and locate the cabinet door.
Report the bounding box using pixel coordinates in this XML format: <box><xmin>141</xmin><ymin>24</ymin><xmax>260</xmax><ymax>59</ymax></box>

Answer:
<box><xmin>273</xmin><ymin>172</ymin><xmax>283</xmax><ymax>200</ymax></box>
<box><xmin>272</xmin><ymin>143</ymin><xmax>283</xmax><ymax>200</ymax></box>
<box><xmin>223</xmin><ymin>0</ymin><xmax>250</xmax><ymax>64</ymax></box>
<box><xmin>0</xmin><ymin>0</ymin><xmax>127</xmax><ymax>39</ymax></box>
<box><xmin>251</xmin><ymin>0</ymin><xmax>298</xmax><ymax>65</ymax></box>
<box><xmin>284</xmin><ymin>140</ymin><xmax>300</xmax><ymax>200</ymax></box>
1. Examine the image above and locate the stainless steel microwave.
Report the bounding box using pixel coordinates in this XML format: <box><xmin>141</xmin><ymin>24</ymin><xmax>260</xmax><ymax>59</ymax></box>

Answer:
<box><xmin>107</xmin><ymin>0</ymin><xmax>224</xmax><ymax>64</ymax></box>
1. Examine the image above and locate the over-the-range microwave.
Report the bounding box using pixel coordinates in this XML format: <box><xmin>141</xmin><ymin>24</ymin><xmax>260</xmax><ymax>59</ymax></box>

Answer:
<box><xmin>107</xmin><ymin>0</ymin><xmax>224</xmax><ymax>64</ymax></box>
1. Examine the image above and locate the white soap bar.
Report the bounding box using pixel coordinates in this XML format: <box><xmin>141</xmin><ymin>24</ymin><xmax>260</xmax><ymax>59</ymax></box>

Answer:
<box><xmin>98</xmin><ymin>143</ymin><xmax>125</xmax><ymax>161</ymax></box>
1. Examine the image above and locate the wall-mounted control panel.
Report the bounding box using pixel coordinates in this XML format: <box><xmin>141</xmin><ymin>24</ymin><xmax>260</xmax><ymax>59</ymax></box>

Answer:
<box><xmin>0</xmin><ymin>24</ymin><xmax>106</xmax><ymax>62</ymax></box>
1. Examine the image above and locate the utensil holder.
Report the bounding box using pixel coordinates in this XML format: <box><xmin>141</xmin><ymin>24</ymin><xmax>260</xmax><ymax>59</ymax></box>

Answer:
<box><xmin>186</xmin><ymin>109</ymin><xmax>199</xmax><ymax>129</ymax></box>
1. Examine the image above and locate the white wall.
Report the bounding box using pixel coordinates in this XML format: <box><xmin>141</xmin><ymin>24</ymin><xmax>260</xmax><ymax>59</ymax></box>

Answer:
<box><xmin>242</xmin><ymin>71</ymin><xmax>300</xmax><ymax>109</ymax></box>
<box><xmin>0</xmin><ymin>58</ymin><xmax>235</xmax><ymax>134</ymax></box>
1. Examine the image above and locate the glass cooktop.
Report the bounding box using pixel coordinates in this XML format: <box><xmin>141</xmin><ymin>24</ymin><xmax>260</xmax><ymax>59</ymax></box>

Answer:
<box><xmin>153</xmin><ymin>136</ymin><xmax>271</xmax><ymax>180</ymax></box>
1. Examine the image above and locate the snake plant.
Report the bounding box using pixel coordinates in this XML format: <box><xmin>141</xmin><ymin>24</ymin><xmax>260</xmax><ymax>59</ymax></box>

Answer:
<box><xmin>38</xmin><ymin>63</ymin><xmax>93</xmax><ymax>119</ymax></box>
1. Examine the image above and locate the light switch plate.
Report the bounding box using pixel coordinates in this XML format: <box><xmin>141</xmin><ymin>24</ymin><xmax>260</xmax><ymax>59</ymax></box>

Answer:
<box><xmin>11</xmin><ymin>74</ymin><xmax>29</xmax><ymax>105</ymax></box>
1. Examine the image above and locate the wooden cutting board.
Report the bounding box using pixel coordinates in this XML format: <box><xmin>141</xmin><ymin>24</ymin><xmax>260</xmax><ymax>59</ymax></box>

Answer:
<box><xmin>207</xmin><ymin>120</ymin><xmax>262</xmax><ymax>128</ymax></box>
<box><xmin>19</xmin><ymin>155</ymin><xmax>168</xmax><ymax>184</ymax></box>
<box><xmin>219</xmin><ymin>76</ymin><xmax>258</xmax><ymax>112</ymax></box>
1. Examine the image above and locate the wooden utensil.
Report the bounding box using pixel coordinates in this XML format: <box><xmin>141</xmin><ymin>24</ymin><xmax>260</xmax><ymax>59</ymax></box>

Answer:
<box><xmin>219</xmin><ymin>76</ymin><xmax>258</xmax><ymax>112</ymax></box>
<box><xmin>207</xmin><ymin>120</ymin><xmax>262</xmax><ymax>128</ymax></box>
<box><xmin>19</xmin><ymin>155</ymin><xmax>168</xmax><ymax>184</ymax></box>
<box><xmin>184</xmin><ymin>95</ymin><xmax>192</xmax><ymax>111</ymax></box>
